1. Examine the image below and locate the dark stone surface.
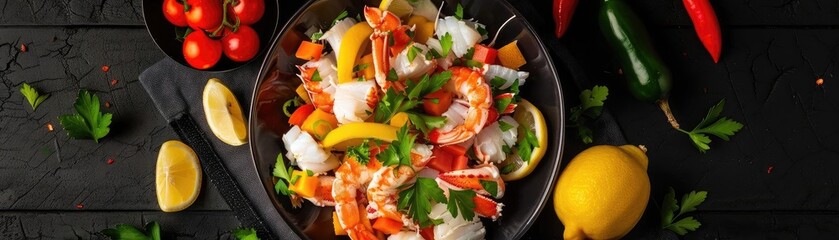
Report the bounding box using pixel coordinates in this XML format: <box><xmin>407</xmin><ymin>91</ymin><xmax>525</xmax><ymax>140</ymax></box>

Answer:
<box><xmin>0</xmin><ymin>0</ymin><xmax>838</xmax><ymax>239</ymax></box>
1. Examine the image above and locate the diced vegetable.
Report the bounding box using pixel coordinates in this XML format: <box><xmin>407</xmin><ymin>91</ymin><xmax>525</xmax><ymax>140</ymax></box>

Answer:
<box><xmin>332</xmin><ymin>211</ymin><xmax>347</xmax><ymax>235</ymax></box>
<box><xmin>390</xmin><ymin>112</ymin><xmax>411</xmax><ymax>127</ymax></box>
<box><xmin>472</xmin><ymin>44</ymin><xmax>498</xmax><ymax>64</ymax></box>
<box><xmin>301</xmin><ymin>108</ymin><xmax>339</xmax><ymax>140</ymax></box>
<box><xmin>295</xmin><ymin>41</ymin><xmax>324</xmax><ymax>61</ymax></box>
<box><xmin>338</xmin><ymin>23</ymin><xmax>373</xmax><ymax>83</ymax></box>
<box><xmin>486</xmin><ymin>107</ymin><xmax>499</xmax><ymax>126</ymax></box>
<box><xmin>420</xmin><ymin>227</ymin><xmax>435</xmax><ymax>240</ymax></box>
<box><xmin>360</xmin><ymin>54</ymin><xmax>375</xmax><ymax>80</ymax></box>
<box><xmin>296</xmin><ymin>84</ymin><xmax>311</xmax><ymax>104</ymax></box>
<box><xmin>422</xmin><ymin>90</ymin><xmax>453</xmax><ymax>116</ymax></box>
<box><xmin>441</xmin><ymin>145</ymin><xmax>467</xmax><ymax>157</ymax></box>
<box><xmin>288</xmin><ymin>170</ymin><xmax>318</xmax><ymax>198</ymax></box>
<box><xmin>429</xmin><ymin>147</ymin><xmax>454</xmax><ymax>172</ymax></box>
<box><xmin>408</xmin><ymin>16</ymin><xmax>434</xmax><ymax>43</ymax></box>
<box><xmin>390</xmin><ymin>28</ymin><xmax>413</xmax><ymax>55</ymax></box>
<box><xmin>452</xmin><ymin>155</ymin><xmax>469</xmax><ymax>170</ymax></box>
<box><xmin>289</xmin><ymin>104</ymin><xmax>315</xmax><ymax>126</ymax></box>
<box><xmin>497</xmin><ymin>40</ymin><xmax>526</xmax><ymax>70</ymax></box>
<box><xmin>372</xmin><ymin>217</ymin><xmax>403</xmax><ymax>234</ymax></box>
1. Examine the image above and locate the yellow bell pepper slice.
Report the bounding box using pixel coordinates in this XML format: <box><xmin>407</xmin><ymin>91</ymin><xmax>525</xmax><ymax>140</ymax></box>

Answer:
<box><xmin>390</xmin><ymin>112</ymin><xmax>410</xmax><ymax>127</ymax></box>
<box><xmin>338</xmin><ymin>23</ymin><xmax>373</xmax><ymax>83</ymax></box>
<box><xmin>321</xmin><ymin>122</ymin><xmax>400</xmax><ymax>148</ymax></box>
<box><xmin>296</xmin><ymin>84</ymin><xmax>311</xmax><ymax>104</ymax></box>
<box><xmin>301</xmin><ymin>109</ymin><xmax>339</xmax><ymax>140</ymax></box>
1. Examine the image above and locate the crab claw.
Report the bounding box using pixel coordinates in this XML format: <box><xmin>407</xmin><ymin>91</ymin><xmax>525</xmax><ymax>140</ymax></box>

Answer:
<box><xmin>438</xmin><ymin>165</ymin><xmax>505</xmax><ymax>198</ymax></box>
<box><xmin>473</xmin><ymin>194</ymin><xmax>504</xmax><ymax>220</ymax></box>
<box><xmin>364</xmin><ymin>6</ymin><xmax>401</xmax><ymax>32</ymax></box>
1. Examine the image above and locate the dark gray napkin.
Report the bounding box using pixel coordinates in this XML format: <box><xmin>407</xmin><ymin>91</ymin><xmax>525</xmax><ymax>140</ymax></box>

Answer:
<box><xmin>139</xmin><ymin>58</ymin><xmax>298</xmax><ymax>240</ymax></box>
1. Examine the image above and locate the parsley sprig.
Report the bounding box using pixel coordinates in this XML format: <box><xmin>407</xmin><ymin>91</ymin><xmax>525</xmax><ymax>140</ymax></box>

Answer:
<box><xmin>272</xmin><ymin>153</ymin><xmax>295</xmax><ymax>196</ymax></box>
<box><xmin>516</xmin><ymin>128</ymin><xmax>539</xmax><ymax>163</ymax></box>
<box><xmin>454</xmin><ymin>3</ymin><xmax>464</xmax><ymax>20</ymax></box>
<box><xmin>447</xmin><ymin>189</ymin><xmax>476</xmax><ymax>220</ymax></box>
<box><xmin>19</xmin><ymin>83</ymin><xmax>49</xmax><ymax>110</ymax></box>
<box><xmin>233</xmin><ymin>227</ymin><xmax>260</xmax><ymax>240</ymax></box>
<box><xmin>58</xmin><ymin>90</ymin><xmax>112</xmax><ymax>142</ymax></box>
<box><xmin>406</xmin><ymin>112</ymin><xmax>447</xmax><ymax>135</ymax></box>
<box><xmin>568</xmin><ymin>85</ymin><xmax>608</xmax><ymax>144</ymax></box>
<box><xmin>378</xmin><ymin>125</ymin><xmax>415</xmax><ymax>168</ymax></box>
<box><xmin>660</xmin><ymin>187</ymin><xmax>707</xmax><ymax>236</ymax></box>
<box><xmin>101</xmin><ymin>221</ymin><xmax>160</xmax><ymax>240</ymax></box>
<box><xmin>676</xmin><ymin>99</ymin><xmax>743</xmax><ymax>153</ymax></box>
<box><xmin>346</xmin><ymin>139</ymin><xmax>371</xmax><ymax>165</ymax></box>
<box><xmin>397</xmin><ymin>177</ymin><xmax>447</xmax><ymax>227</ymax></box>
<box><xmin>374</xmin><ymin>71</ymin><xmax>452</xmax><ymax>123</ymax></box>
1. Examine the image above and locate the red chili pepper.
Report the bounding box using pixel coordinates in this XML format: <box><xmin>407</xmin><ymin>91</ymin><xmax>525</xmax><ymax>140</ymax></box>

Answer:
<box><xmin>552</xmin><ymin>0</ymin><xmax>579</xmax><ymax>38</ymax></box>
<box><xmin>683</xmin><ymin>0</ymin><xmax>721</xmax><ymax>63</ymax></box>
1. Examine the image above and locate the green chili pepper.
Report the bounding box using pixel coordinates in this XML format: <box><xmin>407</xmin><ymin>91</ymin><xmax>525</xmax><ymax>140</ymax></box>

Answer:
<box><xmin>599</xmin><ymin>0</ymin><xmax>680</xmax><ymax>128</ymax></box>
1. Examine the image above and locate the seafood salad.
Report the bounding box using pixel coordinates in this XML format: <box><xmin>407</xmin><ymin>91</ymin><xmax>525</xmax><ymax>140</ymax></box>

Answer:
<box><xmin>274</xmin><ymin>1</ymin><xmax>542</xmax><ymax>239</ymax></box>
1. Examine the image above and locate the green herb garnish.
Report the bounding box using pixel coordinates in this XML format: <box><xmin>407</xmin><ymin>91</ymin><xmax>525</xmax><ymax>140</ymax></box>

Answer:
<box><xmin>660</xmin><ymin>187</ymin><xmax>707</xmax><ymax>236</ymax></box>
<box><xmin>19</xmin><ymin>83</ymin><xmax>49</xmax><ymax>110</ymax></box>
<box><xmin>101</xmin><ymin>221</ymin><xmax>160</xmax><ymax>240</ymax></box>
<box><xmin>677</xmin><ymin>99</ymin><xmax>743</xmax><ymax>153</ymax></box>
<box><xmin>272</xmin><ymin>153</ymin><xmax>295</xmax><ymax>196</ymax></box>
<box><xmin>233</xmin><ymin>227</ymin><xmax>260</xmax><ymax>240</ymax></box>
<box><xmin>568</xmin><ymin>85</ymin><xmax>608</xmax><ymax>144</ymax></box>
<box><xmin>398</xmin><ymin>177</ymin><xmax>448</xmax><ymax>227</ymax></box>
<box><xmin>58</xmin><ymin>90</ymin><xmax>112</xmax><ymax>142</ymax></box>
<box><xmin>447</xmin><ymin>189</ymin><xmax>476</xmax><ymax>220</ymax></box>
<box><xmin>346</xmin><ymin>139</ymin><xmax>371</xmax><ymax>165</ymax></box>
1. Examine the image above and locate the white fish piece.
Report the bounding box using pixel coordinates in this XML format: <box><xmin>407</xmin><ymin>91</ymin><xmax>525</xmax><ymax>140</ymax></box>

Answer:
<box><xmin>482</xmin><ymin>64</ymin><xmax>529</xmax><ymax>89</ymax></box>
<box><xmin>392</xmin><ymin>42</ymin><xmax>437</xmax><ymax>80</ymax></box>
<box><xmin>474</xmin><ymin>116</ymin><xmax>519</xmax><ymax>163</ymax></box>
<box><xmin>387</xmin><ymin>231</ymin><xmax>424</xmax><ymax>240</ymax></box>
<box><xmin>440</xmin><ymin>99</ymin><xmax>469</xmax><ymax>132</ymax></box>
<box><xmin>332</xmin><ymin>80</ymin><xmax>378</xmax><ymax>124</ymax></box>
<box><xmin>320</xmin><ymin>18</ymin><xmax>357</xmax><ymax>60</ymax></box>
<box><xmin>281</xmin><ymin>126</ymin><xmax>339</xmax><ymax>173</ymax></box>
<box><xmin>428</xmin><ymin>203</ymin><xmax>486</xmax><ymax>240</ymax></box>
<box><xmin>300</xmin><ymin>52</ymin><xmax>339</xmax><ymax>95</ymax></box>
<box><xmin>435</xmin><ymin>16</ymin><xmax>481</xmax><ymax>58</ymax></box>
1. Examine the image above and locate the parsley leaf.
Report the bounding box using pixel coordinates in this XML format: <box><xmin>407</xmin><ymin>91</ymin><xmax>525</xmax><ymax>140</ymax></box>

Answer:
<box><xmin>58</xmin><ymin>90</ymin><xmax>112</xmax><ymax>142</ymax></box>
<box><xmin>440</xmin><ymin>33</ymin><xmax>453</xmax><ymax>56</ymax></box>
<box><xmin>374</xmin><ymin>71</ymin><xmax>451</xmax><ymax>123</ymax></box>
<box><xmin>387</xmin><ymin>68</ymin><xmax>399</xmax><ymax>81</ymax></box>
<box><xmin>19</xmin><ymin>83</ymin><xmax>49</xmax><ymax>110</ymax></box>
<box><xmin>407</xmin><ymin>112</ymin><xmax>447</xmax><ymax>135</ymax></box>
<box><xmin>353</xmin><ymin>63</ymin><xmax>369</xmax><ymax>72</ymax></box>
<box><xmin>378</xmin><ymin>125</ymin><xmax>415</xmax><ymax>168</ymax></box>
<box><xmin>332</xmin><ymin>10</ymin><xmax>348</xmax><ymax>26</ymax></box>
<box><xmin>679</xmin><ymin>99</ymin><xmax>743</xmax><ymax>153</ymax></box>
<box><xmin>494</xmin><ymin>95</ymin><xmax>512</xmax><ymax>113</ymax></box>
<box><xmin>454</xmin><ymin>3</ymin><xmax>464</xmax><ymax>20</ymax></box>
<box><xmin>272</xmin><ymin>153</ymin><xmax>294</xmax><ymax>196</ymax></box>
<box><xmin>568</xmin><ymin>85</ymin><xmax>609</xmax><ymax>144</ymax></box>
<box><xmin>101</xmin><ymin>221</ymin><xmax>160</xmax><ymax>240</ymax></box>
<box><xmin>498</xmin><ymin>120</ymin><xmax>515</xmax><ymax>132</ymax></box>
<box><xmin>463</xmin><ymin>47</ymin><xmax>475</xmax><ymax>59</ymax></box>
<box><xmin>476</xmin><ymin>25</ymin><xmax>488</xmax><ymax>37</ymax></box>
<box><xmin>233</xmin><ymin>227</ymin><xmax>260</xmax><ymax>240</ymax></box>
<box><xmin>398</xmin><ymin>177</ymin><xmax>447</xmax><ymax>227</ymax></box>
<box><xmin>660</xmin><ymin>187</ymin><xmax>707</xmax><ymax>236</ymax></box>
<box><xmin>407</xmin><ymin>45</ymin><xmax>423</xmax><ymax>62</ymax></box>
<box><xmin>516</xmin><ymin>128</ymin><xmax>539</xmax><ymax>163</ymax></box>
<box><xmin>447</xmin><ymin>189</ymin><xmax>476</xmax><ymax>221</ymax></box>
<box><xmin>346</xmin><ymin>139</ymin><xmax>371</xmax><ymax>165</ymax></box>
<box><xmin>310</xmin><ymin>30</ymin><xmax>323</xmax><ymax>42</ymax></box>
<box><xmin>311</xmin><ymin>69</ymin><xmax>322</xmax><ymax>82</ymax></box>
<box><xmin>479</xmin><ymin>180</ymin><xmax>498</xmax><ymax>197</ymax></box>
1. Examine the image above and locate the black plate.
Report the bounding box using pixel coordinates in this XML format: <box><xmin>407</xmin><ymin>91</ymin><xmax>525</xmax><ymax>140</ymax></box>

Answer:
<box><xmin>248</xmin><ymin>0</ymin><xmax>566</xmax><ymax>239</ymax></box>
<box><xmin>141</xmin><ymin>0</ymin><xmax>280</xmax><ymax>72</ymax></box>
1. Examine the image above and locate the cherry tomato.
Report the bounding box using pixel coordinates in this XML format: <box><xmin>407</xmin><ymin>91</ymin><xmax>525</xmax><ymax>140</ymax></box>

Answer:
<box><xmin>162</xmin><ymin>0</ymin><xmax>188</xmax><ymax>27</ymax></box>
<box><xmin>185</xmin><ymin>0</ymin><xmax>223</xmax><ymax>31</ymax></box>
<box><xmin>183</xmin><ymin>31</ymin><xmax>222</xmax><ymax>69</ymax></box>
<box><xmin>222</xmin><ymin>25</ymin><xmax>260</xmax><ymax>62</ymax></box>
<box><xmin>231</xmin><ymin>0</ymin><xmax>265</xmax><ymax>25</ymax></box>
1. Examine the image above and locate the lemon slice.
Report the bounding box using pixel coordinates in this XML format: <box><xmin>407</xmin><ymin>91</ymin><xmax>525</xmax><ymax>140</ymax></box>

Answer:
<box><xmin>501</xmin><ymin>99</ymin><xmax>548</xmax><ymax>181</ymax></box>
<box><xmin>156</xmin><ymin>140</ymin><xmax>201</xmax><ymax>212</ymax></box>
<box><xmin>379</xmin><ymin>0</ymin><xmax>413</xmax><ymax>18</ymax></box>
<box><xmin>203</xmin><ymin>78</ymin><xmax>247</xmax><ymax>146</ymax></box>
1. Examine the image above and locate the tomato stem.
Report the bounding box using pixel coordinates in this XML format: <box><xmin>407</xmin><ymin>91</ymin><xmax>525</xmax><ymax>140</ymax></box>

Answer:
<box><xmin>657</xmin><ymin>99</ymin><xmax>680</xmax><ymax>130</ymax></box>
<box><xmin>210</xmin><ymin>0</ymin><xmax>241</xmax><ymax>37</ymax></box>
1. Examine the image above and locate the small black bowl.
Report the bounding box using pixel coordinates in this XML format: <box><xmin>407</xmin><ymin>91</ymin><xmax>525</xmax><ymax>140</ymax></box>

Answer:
<box><xmin>141</xmin><ymin>0</ymin><xmax>280</xmax><ymax>72</ymax></box>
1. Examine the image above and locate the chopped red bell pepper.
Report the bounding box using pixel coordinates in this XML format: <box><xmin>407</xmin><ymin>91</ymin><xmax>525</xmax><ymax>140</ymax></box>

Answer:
<box><xmin>472</xmin><ymin>44</ymin><xmax>498</xmax><ymax>64</ymax></box>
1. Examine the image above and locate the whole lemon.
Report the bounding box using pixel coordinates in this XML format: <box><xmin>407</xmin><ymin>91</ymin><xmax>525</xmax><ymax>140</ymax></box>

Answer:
<box><xmin>553</xmin><ymin>145</ymin><xmax>650</xmax><ymax>240</ymax></box>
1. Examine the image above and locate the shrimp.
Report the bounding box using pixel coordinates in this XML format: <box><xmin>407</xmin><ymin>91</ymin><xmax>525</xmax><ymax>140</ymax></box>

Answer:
<box><xmin>297</xmin><ymin>52</ymin><xmax>338</xmax><ymax>113</ymax></box>
<box><xmin>282</xmin><ymin>126</ymin><xmax>340</xmax><ymax>174</ymax></box>
<box><xmin>364</xmin><ymin>6</ymin><xmax>411</xmax><ymax>91</ymax></box>
<box><xmin>428</xmin><ymin>67</ymin><xmax>492</xmax><ymax>145</ymax></box>
<box><xmin>333</xmin><ymin>145</ymin><xmax>384</xmax><ymax>240</ymax></box>
<box><xmin>366</xmin><ymin>144</ymin><xmax>433</xmax><ymax>226</ymax></box>
<box><xmin>333</xmin><ymin>80</ymin><xmax>380</xmax><ymax>124</ymax></box>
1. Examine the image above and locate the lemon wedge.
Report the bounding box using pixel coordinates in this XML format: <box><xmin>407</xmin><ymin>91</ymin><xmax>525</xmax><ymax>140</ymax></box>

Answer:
<box><xmin>203</xmin><ymin>78</ymin><xmax>247</xmax><ymax>146</ymax></box>
<box><xmin>156</xmin><ymin>140</ymin><xmax>201</xmax><ymax>212</ymax></box>
<box><xmin>501</xmin><ymin>99</ymin><xmax>548</xmax><ymax>181</ymax></box>
<box><xmin>379</xmin><ymin>0</ymin><xmax>413</xmax><ymax>18</ymax></box>
<box><xmin>321</xmin><ymin>122</ymin><xmax>400</xmax><ymax>149</ymax></box>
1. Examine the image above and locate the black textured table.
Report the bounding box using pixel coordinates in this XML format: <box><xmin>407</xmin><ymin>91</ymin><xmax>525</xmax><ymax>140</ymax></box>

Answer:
<box><xmin>1</xmin><ymin>0</ymin><xmax>838</xmax><ymax>239</ymax></box>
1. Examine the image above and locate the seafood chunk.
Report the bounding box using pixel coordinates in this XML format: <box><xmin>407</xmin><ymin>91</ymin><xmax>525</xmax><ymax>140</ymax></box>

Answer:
<box><xmin>482</xmin><ymin>64</ymin><xmax>529</xmax><ymax>89</ymax></box>
<box><xmin>320</xmin><ymin>18</ymin><xmax>357</xmax><ymax>60</ymax></box>
<box><xmin>392</xmin><ymin>42</ymin><xmax>437</xmax><ymax>81</ymax></box>
<box><xmin>333</xmin><ymin>80</ymin><xmax>379</xmax><ymax>124</ymax></box>
<box><xmin>297</xmin><ymin>52</ymin><xmax>339</xmax><ymax>113</ymax></box>
<box><xmin>282</xmin><ymin>126</ymin><xmax>339</xmax><ymax>173</ymax></box>
<box><xmin>474</xmin><ymin>116</ymin><xmax>519</xmax><ymax>163</ymax></box>
<box><xmin>367</xmin><ymin>144</ymin><xmax>433</xmax><ymax>225</ymax></box>
<box><xmin>428</xmin><ymin>203</ymin><xmax>486</xmax><ymax>240</ymax></box>
<box><xmin>428</xmin><ymin>67</ymin><xmax>492</xmax><ymax>145</ymax></box>
<box><xmin>435</xmin><ymin>16</ymin><xmax>482</xmax><ymax>58</ymax></box>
